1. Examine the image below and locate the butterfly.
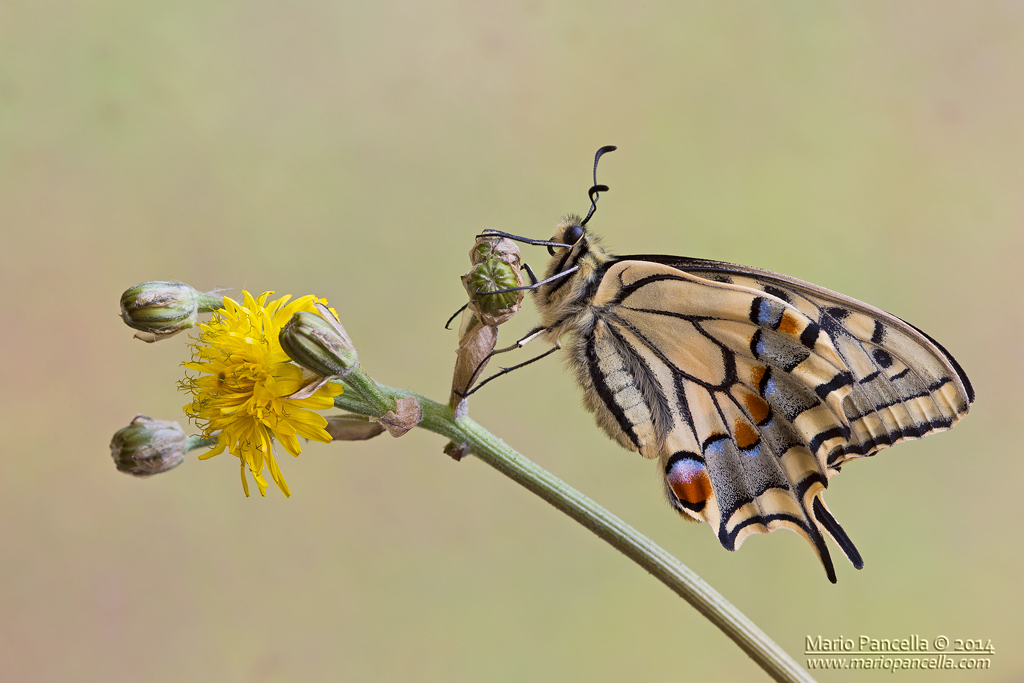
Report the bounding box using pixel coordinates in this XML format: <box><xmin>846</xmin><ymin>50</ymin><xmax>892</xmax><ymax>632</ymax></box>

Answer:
<box><xmin>484</xmin><ymin>146</ymin><xmax>974</xmax><ymax>582</ymax></box>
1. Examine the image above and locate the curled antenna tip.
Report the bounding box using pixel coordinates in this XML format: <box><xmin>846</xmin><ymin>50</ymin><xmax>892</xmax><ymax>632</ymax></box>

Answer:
<box><xmin>581</xmin><ymin>147</ymin><xmax>617</xmax><ymax>227</ymax></box>
<box><xmin>592</xmin><ymin>146</ymin><xmax>616</xmax><ymax>184</ymax></box>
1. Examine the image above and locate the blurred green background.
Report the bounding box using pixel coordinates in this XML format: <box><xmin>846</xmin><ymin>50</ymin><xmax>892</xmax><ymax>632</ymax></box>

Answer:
<box><xmin>2</xmin><ymin>2</ymin><xmax>1021</xmax><ymax>681</ymax></box>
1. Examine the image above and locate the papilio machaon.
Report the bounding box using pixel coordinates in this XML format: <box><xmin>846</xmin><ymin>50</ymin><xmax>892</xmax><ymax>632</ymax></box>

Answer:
<box><xmin>488</xmin><ymin>146</ymin><xmax>974</xmax><ymax>583</ymax></box>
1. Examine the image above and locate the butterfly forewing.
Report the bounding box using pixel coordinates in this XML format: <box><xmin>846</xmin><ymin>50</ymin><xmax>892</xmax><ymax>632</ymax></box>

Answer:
<box><xmin>634</xmin><ymin>255</ymin><xmax>973</xmax><ymax>459</ymax></box>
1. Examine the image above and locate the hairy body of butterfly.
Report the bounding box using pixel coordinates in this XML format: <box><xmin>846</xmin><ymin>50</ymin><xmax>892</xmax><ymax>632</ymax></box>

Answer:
<box><xmin>534</xmin><ymin>215</ymin><xmax>974</xmax><ymax>583</ymax></box>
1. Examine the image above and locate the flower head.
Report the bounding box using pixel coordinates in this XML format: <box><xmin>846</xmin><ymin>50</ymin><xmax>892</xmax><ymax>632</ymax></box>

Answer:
<box><xmin>110</xmin><ymin>415</ymin><xmax>188</xmax><ymax>476</ymax></box>
<box><xmin>120</xmin><ymin>281</ymin><xmax>201</xmax><ymax>341</ymax></box>
<box><xmin>181</xmin><ymin>291</ymin><xmax>344</xmax><ymax>497</ymax></box>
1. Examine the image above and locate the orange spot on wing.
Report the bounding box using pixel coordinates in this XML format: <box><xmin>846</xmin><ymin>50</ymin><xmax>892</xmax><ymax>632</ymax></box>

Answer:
<box><xmin>668</xmin><ymin>463</ymin><xmax>713</xmax><ymax>506</ymax></box>
<box><xmin>742</xmin><ymin>393</ymin><xmax>771</xmax><ymax>424</ymax></box>
<box><xmin>749</xmin><ymin>365</ymin><xmax>765</xmax><ymax>388</ymax></box>
<box><xmin>734</xmin><ymin>422</ymin><xmax>759</xmax><ymax>449</ymax></box>
<box><xmin>778</xmin><ymin>311</ymin><xmax>800</xmax><ymax>335</ymax></box>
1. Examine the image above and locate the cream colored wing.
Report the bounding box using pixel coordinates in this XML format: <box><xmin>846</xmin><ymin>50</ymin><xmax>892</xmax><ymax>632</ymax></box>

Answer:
<box><xmin>574</xmin><ymin>257</ymin><xmax>972</xmax><ymax>582</ymax></box>
<box><xmin>641</xmin><ymin>253</ymin><xmax>974</xmax><ymax>465</ymax></box>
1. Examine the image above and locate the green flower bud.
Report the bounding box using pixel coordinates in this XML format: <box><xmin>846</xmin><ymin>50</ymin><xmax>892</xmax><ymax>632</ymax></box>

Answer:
<box><xmin>110</xmin><ymin>415</ymin><xmax>187</xmax><ymax>477</ymax></box>
<box><xmin>279</xmin><ymin>305</ymin><xmax>358</xmax><ymax>378</ymax></box>
<box><xmin>463</xmin><ymin>235</ymin><xmax>523</xmax><ymax>326</ymax></box>
<box><xmin>120</xmin><ymin>281</ymin><xmax>201</xmax><ymax>341</ymax></box>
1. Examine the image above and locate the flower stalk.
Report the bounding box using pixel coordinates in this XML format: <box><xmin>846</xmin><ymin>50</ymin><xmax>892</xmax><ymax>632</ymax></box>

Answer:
<box><xmin>332</xmin><ymin>368</ymin><xmax>816</xmax><ymax>683</ymax></box>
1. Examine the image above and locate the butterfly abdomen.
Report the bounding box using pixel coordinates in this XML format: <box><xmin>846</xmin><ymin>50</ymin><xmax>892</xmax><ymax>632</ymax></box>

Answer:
<box><xmin>573</xmin><ymin>317</ymin><xmax>671</xmax><ymax>456</ymax></box>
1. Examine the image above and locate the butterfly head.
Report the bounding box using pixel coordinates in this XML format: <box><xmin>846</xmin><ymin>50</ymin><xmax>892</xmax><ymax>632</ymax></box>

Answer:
<box><xmin>533</xmin><ymin>213</ymin><xmax>612</xmax><ymax>318</ymax></box>
<box><xmin>546</xmin><ymin>214</ymin><xmax>588</xmax><ymax>256</ymax></box>
<box><xmin>545</xmin><ymin>212</ymin><xmax>610</xmax><ymax>267</ymax></box>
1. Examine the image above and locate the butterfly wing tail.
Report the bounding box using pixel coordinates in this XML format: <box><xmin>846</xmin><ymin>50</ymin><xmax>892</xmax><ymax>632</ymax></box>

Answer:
<box><xmin>813</xmin><ymin>496</ymin><xmax>864</xmax><ymax>570</ymax></box>
<box><xmin>661</xmin><ymin>438</ymin><xmax>864</xmax><ymax>583</ymax></box>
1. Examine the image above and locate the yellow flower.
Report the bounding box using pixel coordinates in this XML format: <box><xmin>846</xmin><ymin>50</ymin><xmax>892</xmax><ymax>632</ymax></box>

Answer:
<box><xmin>181</xmin><ymin>291</ymin><xmax>344</xmax><ymax>497</ymax></box>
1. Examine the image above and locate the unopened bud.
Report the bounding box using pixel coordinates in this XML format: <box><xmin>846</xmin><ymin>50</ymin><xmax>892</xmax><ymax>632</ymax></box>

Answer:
<box><xmin>120</xmin><ymin>281</ymin><xmax>201</xmax><ymax>341</ymax></box>
<box><xmin>110</xmin><ymin>415</ymin><xmax>187</xmax><ymax>477</ymax></box>
<box><xmin>279</xmin><ymin>304</ymin><xmax>357</xmax><ymax>378</ymax></box>
<box><xmin>463</xmin><ymin>236</ymin><xmax>524</xmax><ymax>326</ymax></box>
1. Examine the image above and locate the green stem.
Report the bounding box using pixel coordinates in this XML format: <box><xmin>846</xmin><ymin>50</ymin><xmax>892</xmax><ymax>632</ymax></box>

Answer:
<box><xmin>195</xmin><ymin>291</ymin><xmax>226</xmax><ymax>312</ymax></box>
<box><xmin>340</xmin><ymin>366</ymin><xmax>395</xmax><ymax>416</ymax></box>
<box><xmin>333</xmin><ymin>381</ymin><xmax>816</xmax><ymax>683</ymax></box>
<box><xmin>186</xmin><ymin>435</ymin><xmax>218</xmax><ymax>451</ymax></box>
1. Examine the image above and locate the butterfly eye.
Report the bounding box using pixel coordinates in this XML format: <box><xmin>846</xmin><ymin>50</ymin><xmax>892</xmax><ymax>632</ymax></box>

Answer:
<box><xmin>563</xmin><ymin>224</ymin><xmax>584</xmax><ymax>245</ymax></box>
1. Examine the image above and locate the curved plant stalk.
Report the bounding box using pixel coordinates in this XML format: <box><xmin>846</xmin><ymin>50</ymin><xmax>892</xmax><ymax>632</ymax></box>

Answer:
<box><xmin>333</xmin><ymin>367</ymin><xmax>817</xmax><ymax>683</ymax></box>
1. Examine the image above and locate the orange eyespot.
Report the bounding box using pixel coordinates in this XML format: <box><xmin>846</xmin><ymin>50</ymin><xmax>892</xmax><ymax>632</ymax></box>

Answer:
<box><xmin>667</xmin><ymin>458</ymin><xmax>713</xmax><ymax>506</ymax></box>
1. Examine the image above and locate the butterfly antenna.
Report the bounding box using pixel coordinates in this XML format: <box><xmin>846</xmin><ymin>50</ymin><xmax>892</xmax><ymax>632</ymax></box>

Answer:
<box><xmin>581</xmin><ymin>145</ymin><xmax>617</xmax><ymax>227</ymax></box>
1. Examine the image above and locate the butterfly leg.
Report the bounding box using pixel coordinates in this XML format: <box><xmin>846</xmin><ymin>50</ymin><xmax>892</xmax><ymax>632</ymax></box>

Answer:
<box><xmin>452</xmin><ymin>326</ymin><xmax>548</xmax><ymax>400</ymax></box>
<box><xmin>455</xmin><ymin>326</ymin><xmax>553</xmax><ymax>398</ymax></box>
<box><xmin>522</xmin><ymin>262</ymin><xmax>539</xmax><ymax>286</ymax></box>
<box><xmin>459</xmin><ymin>342</ymin><xmax>562</xmax><ymax>397</ymax></box>
<box><xmin>482</xmin><ymin>265</ymin><xmax>580</xmax><ymax>296</ymax></box>
<box><xmin>472</xmin><ymin>325</ymin><xmax>549</xmax><ymax>362</ymax></box>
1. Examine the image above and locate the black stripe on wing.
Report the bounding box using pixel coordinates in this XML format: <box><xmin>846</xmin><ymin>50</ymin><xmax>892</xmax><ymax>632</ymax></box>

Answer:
<box><xmin>614</xmin><ymin>253</ymin><xmax>974</xmax><ymax>407</ymax></box>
